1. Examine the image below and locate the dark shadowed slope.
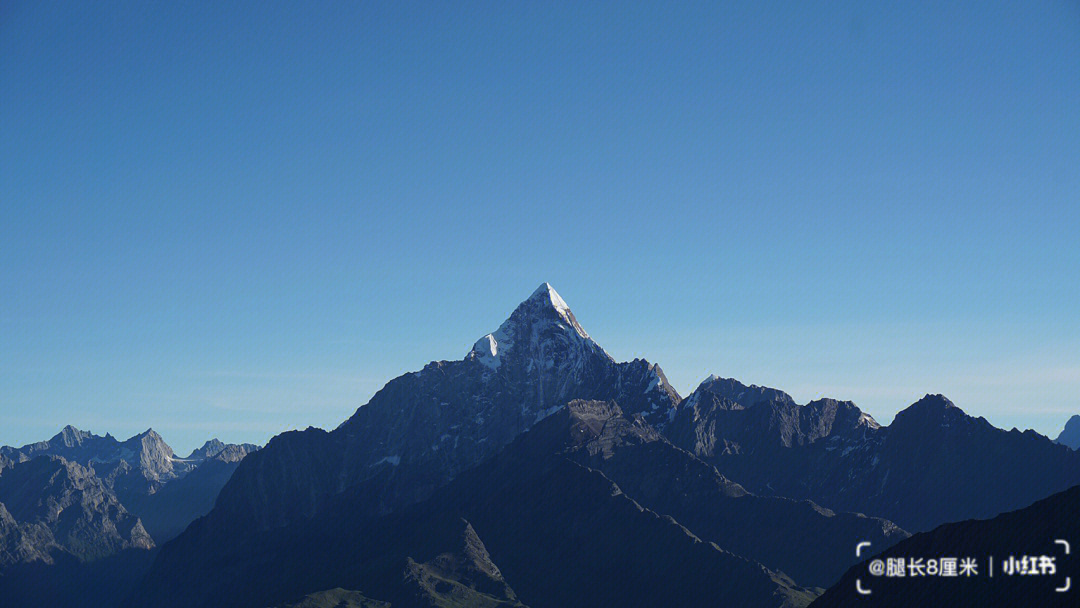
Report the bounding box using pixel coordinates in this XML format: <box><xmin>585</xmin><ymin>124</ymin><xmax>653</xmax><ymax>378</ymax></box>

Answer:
<box><xmin>134</xmin><ymin>285</ymin><xmax>682</xmax><ymax>602</ymax></box>
<box><xmin>131</xmin><ymin>400</ymin><xmax>816</xmax><ymax>608</ymax></box>
<box><xmin>269</xmin><ymin>521</ymin><xmax>529</xmax><ymax>608</ymax></box>
<box><xmin>0</xmin><ymin>547</ymin><xmax>157</xmax><ymax>608</ymax></box>
<box><xmin>812</xmin><ymin>484</ymin><xmax>1080</xmax><ymax>607</ymax></box>
<box><xmin>127</xmin><ymin>453</ymin><xmax>253</xmax><ymax>543</ymax></box>
<box><xmin>523</xmin><ymin>400</ymin><xmax>907</xmax><ymax>588</ymax></box>
<box><xmin>274</xmin><ymin>588</ymin><xmax>390</xmax><ymax>608</ymax></box>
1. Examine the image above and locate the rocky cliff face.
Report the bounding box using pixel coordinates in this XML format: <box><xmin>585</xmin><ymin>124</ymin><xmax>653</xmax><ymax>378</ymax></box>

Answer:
<box><xmin>3</xmin><ymin>426</ymin><xmax>194</xmax><ymax>498</ymax></box>
<box><xmin>0</xmin><ymin>456</ymin><xmax>154</xmax><ymax>566</ymax></box>
<box><xmin>0</xmin><ymin>429</ymin><xmax>261</xmax><ymax>607</ymax></box>
<box><xmin>666</xmin><ymin>376</ymin><xmax>877</xmax><ymax>457</ymax></box>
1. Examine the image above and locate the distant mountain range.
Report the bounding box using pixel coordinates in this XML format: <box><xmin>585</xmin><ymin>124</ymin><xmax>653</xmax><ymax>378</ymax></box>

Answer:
<box><xmin>3</xmin><ymin>283</ymin><xmax>1077</xmax><ymax>607</ymax></box>
<box><xmin>666</xmin><ymin>378</ymin><xmax>1080</xmax><ymax>531</ymax></box>
<box><xmin>0</xmin><ymin>427</ymin><xmax>258</xmax><ymax>605</ymax></box>
<box><xmin>0</xmin><ymin>426</ymin><xmax>258</xmax><ymax>546</ymax></box>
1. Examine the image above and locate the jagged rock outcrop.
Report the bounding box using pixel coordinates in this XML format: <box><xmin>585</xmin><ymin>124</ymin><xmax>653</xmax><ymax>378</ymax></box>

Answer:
<box><xmin>187</xmin><ymin>439</ymin><xmax>259</xmax><ymax>462</ymax></box>
<box><xmin>666</xmin><ymin>376</ymin><xmax>877</xmax><ymax>458</ymax></box>
<box><xmin>399</xmin><ymin>521</ymin><xmax>527</xmax><ymax>608</ymax></box>
<box><xmin>0</xmin><ymin>456</ymin><xmax>153</xmax><ymax>566</ymax></box>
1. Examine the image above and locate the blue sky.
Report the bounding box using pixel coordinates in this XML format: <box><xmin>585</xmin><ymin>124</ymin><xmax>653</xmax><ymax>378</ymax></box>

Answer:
<box><xmin>2</xmin><ymin>1</ymin><xmax>1078</xmax><ymax>454</ymax></box>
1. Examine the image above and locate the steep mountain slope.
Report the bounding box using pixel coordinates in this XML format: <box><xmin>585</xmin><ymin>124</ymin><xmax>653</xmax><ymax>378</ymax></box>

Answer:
<box><xmin>666</xmin><ymin>380</ymin><xmax>1080</xmax><ymax>531</ymax></box>
<box><xmin>151</xmin><ymin>284</ymin><xmax>678</xmax><ymax>565</ymax></box>
<box><xmin>1055</xmin><ymin>414</ymin><xmax>1080</xmax><ymax>449</ymax></box>
<box><xmin>812</xmin><ymin>484</ymin><xmax>1080</xmax><ymax>607</ymax></box>
<box><xmin>133</xmin><ymin>401</ymin><xmax>814</xmax><ymax>608</ymax></box>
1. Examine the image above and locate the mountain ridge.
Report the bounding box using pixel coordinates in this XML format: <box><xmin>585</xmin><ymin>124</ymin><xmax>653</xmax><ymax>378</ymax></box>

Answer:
<box><xmin>665</xmin><ymin>378</ymin><xmax>1080</xmax><ymax>531</ymax></box>
<box><xmin>0</xmin><ymin>427</ymin><xmax>259</xmax><ymax>577</ymax></box>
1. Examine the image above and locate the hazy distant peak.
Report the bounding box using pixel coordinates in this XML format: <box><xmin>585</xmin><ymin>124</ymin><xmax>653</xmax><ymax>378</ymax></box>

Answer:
<box><xmin>187</xmin><ymin>438</ymin><xmax>227</xmax><ymax>460</ymax></box>
<box><xmin>52</xmin><ymin>425</ymin><xmax>94</xmax><ymax>447</ymax></box>
<box><xmin>1055</xmin><ymin>414</ymin><xmax>1080</xmax><ymax>449</ymax></box>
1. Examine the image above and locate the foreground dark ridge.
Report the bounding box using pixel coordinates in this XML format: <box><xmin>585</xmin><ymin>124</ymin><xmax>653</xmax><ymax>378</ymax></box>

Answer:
<box><xmin>812</xmin><ymin>484</ymin><xmax>1080</xmax><ymax>607</ymax></box>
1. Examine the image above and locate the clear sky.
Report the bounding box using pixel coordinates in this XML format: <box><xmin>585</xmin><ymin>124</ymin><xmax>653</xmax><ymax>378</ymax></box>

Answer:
<box><xmin>2</xmin><ymin>1</ymin><xmax>1078</xmax><ymax>454</ymax></box>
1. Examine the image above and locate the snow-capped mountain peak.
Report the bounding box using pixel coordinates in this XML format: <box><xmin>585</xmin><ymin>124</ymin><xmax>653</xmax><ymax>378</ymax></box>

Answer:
<box><xmin>466</xmin><ymin>282</ymin><xmax>609</xmax><ymax>370</ymax></box>
<box><xmin>530</xmin><ymin>281</ymin><xmax>584</xmax><ymax>334</ymax></box>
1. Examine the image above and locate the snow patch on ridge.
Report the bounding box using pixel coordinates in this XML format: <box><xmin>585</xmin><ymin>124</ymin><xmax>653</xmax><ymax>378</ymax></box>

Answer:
<box><xmin>647</xmin><ymin>374</ymin><xmax>661</xmax><ymax>392</ymax></box>
<box><xmin>538</xmin><ymin>283</ymin><xmax>572</xmax><ymax>321</ymax></box>
<box><xmin>471</xmin><ymin>334</ymin><xmax>501</xmax><ymax>369</ymax></box>
<box><xmin>859</xmin><ymin>412</ymin><xmax>881</xmax><ymax>429</ymax></box>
